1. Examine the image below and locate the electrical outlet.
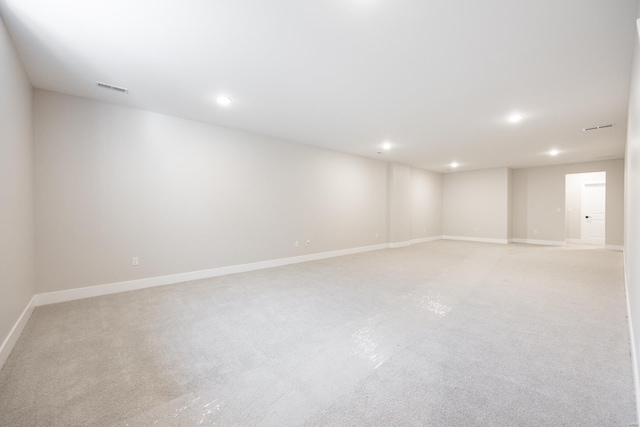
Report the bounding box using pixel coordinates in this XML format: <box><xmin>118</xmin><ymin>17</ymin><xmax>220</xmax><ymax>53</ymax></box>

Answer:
<box><xmin>306</xmin><ymin>240</ymin><xmax>311</xmax><ymax>246</ymax></box>
<box><xmin>295</xmin><ymin>241</ymin><xmax>299</xmax><ymax>247</ymax></box>
<box><xmin>132</xmin><ymin>257</ymin><xmax>139</xmax><ymax>266</ymax></box>
<box><xmin>534</xmin><ymin>229</ymin><xmax>538</xmax><ymax>234</ymax></box>
<box><xmin>375</xmin><ymin>233</ymin><xmax>379</xmax><ymax>238</ymax></box>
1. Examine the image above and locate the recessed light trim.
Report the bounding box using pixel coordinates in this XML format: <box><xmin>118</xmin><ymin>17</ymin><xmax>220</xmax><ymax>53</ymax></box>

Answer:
<box><xmin>216</xmin><ymin>96</ymin><xmax>232</xmax><ymax>106</ymax></box>
<box><xmin>450</xmin><ymin>161</ymin><xmax>459</xmax><ymax>168</ymax></box>
<box><xmin>507</xmin><ymin>113</ymin><xmax>523</xmax><ymax>123</ymax></box>
<box><xmin>382</xmin><ymin>141</ymin><xmax>392</xmax><ymax>151</ymax></box>
<box><xmin>549</xmin><ymin>149</ymin><xmax>560</xmax><ymax>156</ymax></box>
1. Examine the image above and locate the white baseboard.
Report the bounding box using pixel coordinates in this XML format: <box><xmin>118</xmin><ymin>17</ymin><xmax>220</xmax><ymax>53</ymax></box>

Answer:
<box><xmin>605</xmin><ymin>245</ymin><xmax>624</xmax><ymax>252</ymax></box>
<box><xmin>389</xmin><ymin>241</ymin><xmax>411</xmax><ymax>248</ymax></box>
<box><xmin>35</xmin><ymin>243</ymin><xmax>390</xmax><ymax>306</ymax></box>
<box><xmin>442</xmin><ymin>235</ymin><xmax>509</xmax><ymax>245</ymax></box>
<box><xmin>0</xmin><ymin>295</ymin><xmax>36</xmax><ymax>370</ymax></box>
<box><xmin>567</xmin><ymin>238</ymin><xmax>583</xmax><ymax>244</ymax></box>
<box><xmin>37</xmin><ymin>237</ymin><xmax>451</xmax><ymax>306</ymax></box>
<box><xmin>623</xmin><ymin>252</ymin><xmax>640</xmax><ymax>424</ymax></box>
<box><xmin>389</xmin><ymin>236</ymin><xmax>442</xmax><ymax>248</ymax></box>
<box><xmin>511</xmin><ymin>238</ymin><xmax>565</xmax><ymax>246</ymax></box>
<box><xmin>411</xmin><ymin>236</ymin><xmax>443</xmax><ymax>245</ymax></box>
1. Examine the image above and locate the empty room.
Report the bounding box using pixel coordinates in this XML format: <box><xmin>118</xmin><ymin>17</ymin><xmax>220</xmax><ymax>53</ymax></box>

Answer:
<box><xmin>2</xmin><ymin>0</ymin><xmax>640</xmax><ymax>425</ymax></box>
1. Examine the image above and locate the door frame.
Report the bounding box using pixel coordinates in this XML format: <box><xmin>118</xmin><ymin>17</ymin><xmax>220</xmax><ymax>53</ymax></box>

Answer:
<box><xmin>580</xmin><ymin>181</ymin><xmax>606</xmax><ymax>245</ymax></box>
<box><xmin>564</xmin><ymin>171</ymin><xmax>606</xmax><ymax>245</ymax></box>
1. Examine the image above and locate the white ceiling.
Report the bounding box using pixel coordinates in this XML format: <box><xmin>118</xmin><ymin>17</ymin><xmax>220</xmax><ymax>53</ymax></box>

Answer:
<box><xmin>0</xmin><ymin>0</ymin><xmax>637</xmax><ymax>171</ymax></box>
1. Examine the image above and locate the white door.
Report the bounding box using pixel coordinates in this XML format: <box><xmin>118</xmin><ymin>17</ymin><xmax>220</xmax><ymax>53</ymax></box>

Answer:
<box><xmin>581</xmin><ymin>183</ymin><xmax>605</xmax><ymax>245</ymax></box>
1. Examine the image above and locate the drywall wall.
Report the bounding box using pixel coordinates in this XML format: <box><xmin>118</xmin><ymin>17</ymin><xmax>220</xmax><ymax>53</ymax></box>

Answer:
<box><xmin>624</xmin><ymin>10</ymin><xmax>640</xmax><ymax>416</ymax></box>
<box><xmin>34</xmin><ymin>90</ymin><xmax>389</xmax><ymax>293</ymax></box>
<box><xmin>388</xmin><ymin>163</ymin><xmax>442</xmax><ymax>245</ymax></box>
<box><xmin>388</xmin><ymin>163</ymin><xmax>412</xmax><ymax>244</ymax></box>
<box><xmin>0</xmin><ymin>17</ymin><xmax>34</xmax><ymax>356</ymax></box>
<box><xmin>507</xmin><ymin>168</ymin><xmax>513</xmax><ymax>240</ymax></box>
<box><xmin>565</xmin><ymin>171</ymin><xmax>606</xmax><ymax>241</ymax></box>
<box><xmin>410</xmin><ymin>168</ymin><xmax>442</xmax><ymax>240</ymax></box>
<box><xmin>442</xmin><ymin>167</ymin><xmax>510</xmax><ymax>241</ymax></box>
<box><xmin>512</xmin><ymin>160</ymin><xmax>624</xmax><ymax>246</ymax></box>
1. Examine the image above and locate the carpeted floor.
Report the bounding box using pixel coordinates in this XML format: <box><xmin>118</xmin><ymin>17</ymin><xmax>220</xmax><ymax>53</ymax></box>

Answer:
<box><xmin>0</xmin><ymin>240</ymin><xmax>636</xmax><ymax>426</ymax></box>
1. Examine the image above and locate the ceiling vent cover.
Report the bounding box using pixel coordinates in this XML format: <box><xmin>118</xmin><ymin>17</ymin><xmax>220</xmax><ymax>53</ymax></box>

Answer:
<box><xmin>583</xmin><ymin>124</ymin><xmax>613</xmax><ymax>131</ymax></box>
<box><xmin>96</xmin><ymin>82</ymin><xmax>128</xmax><ymax>94</ymax></box>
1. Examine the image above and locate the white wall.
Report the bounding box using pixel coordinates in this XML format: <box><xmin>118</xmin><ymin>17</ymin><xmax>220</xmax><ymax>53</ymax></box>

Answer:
<box><xmin>388</xmin><ymin>163</ymin><xmax>412</xmax><ymax>244</ymax></box>
<box><xmin>512</xmin><ymin>160</ymin><xmax>624</xmax><ymax>246</ymax></box>
<box><xmin>0</xmin><ymin>17</ymin><xmax>34</xmax><ymax>360</ymax></box>
<box><xmin>388</xmin><ymin>163</ymin><xmax>442</xmax><ymax>245</ymax></box>
<box><xmin>624</xmin><ymin>10</ymin><xmax>640</xmax><ymax>415</ymax></box>
<box><xmin>507</xmin><ymin>168</ymin><xmax>513</xmax><ymax>240</ymax></box>
<box><xmin>410</xmin><ymin>168</ymin><xmax>442</xmax><ymax>240</ymax></box>
<box><xmin>565</xmin><ymin>171</ymin><xmax>606</xmax><ymax>241</ymax></box>
<box><xmin>34</xmin><ymin>90</ymin><xmax>392</xmax><ymax>293</ymax></box>
<box><xmin>442</xmin><ymin>167</ymin><xmax>510</xmax><ymax>242</ymax></box>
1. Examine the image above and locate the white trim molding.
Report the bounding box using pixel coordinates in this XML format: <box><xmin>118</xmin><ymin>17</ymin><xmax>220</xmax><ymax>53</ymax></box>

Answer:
<box><xmin>605</xmin><ymin>245</ymin><xmax>624</xmax><ymax>252</ymax></box>
<box><xmin>37</xmin><ymin>237</ymin><xmax>450</xmax><ymax>306</ymax></box>
<box><xmin>623</xmin><ymin>251</ymin><xmax>640</xmax><ymax>424</ymax></box>
<box><xmin>389</xmin><ymin>236</ymin><xmax>443</xmax><ymax>249</ymax></box>
<box><xmin>389</xmin><ymin>241</ymin><xmax>411</xmax><ymax>248</ymax></box>
<box><xmin>511</xmin><ymin>238</ymin><xmax>566</xmax><ymax>246</ymax></box>
<box><xmin>411</xmin><ymin>236</ymin><xmax>443</xmax><ymax>245</ymax></box>
<box><xmin>35</xmin><ymin>243</ymin><xmax>390</xmax><ymax>306</ymax></box>
<box><xmin>567</xmin><ymin>238</ymin><xmax>583</xmax><ymax>244</ymax></box>
<box><xmin>442</xmin><ymin>235</ymin><xmax>509</xmax><ymax>245</ymax></box>
<box><xmin>0</xmin><ymin>296</ymin><xmax>36</xmax><ymax>370</ymax></box>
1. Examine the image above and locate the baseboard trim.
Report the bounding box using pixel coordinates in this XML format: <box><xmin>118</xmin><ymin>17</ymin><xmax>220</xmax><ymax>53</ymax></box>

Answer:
<box><xmin>411</xmin><ymin>236</ymin><xmax>443</xmax><ymax>245</ymax></box>
<box><xmin>389</xmin><ymin>236</ymin><xmax>443</xmax><ymax>248</ymax></box>
<box><xmin>605</xmin><ymin>245</ymin><xmax>624</xmax><ymax>252</ymax></box>
<box><xmin>35</xmin><ymin>243</ymin><xmax>390</xmax><ymax>306</ymax></box>
<box><xmin>389</xmin><ymin>241</ymin><xmax>411</xmax><ymax>248</ymax></box>
<box><xmin>511</xmin><ymin>238</ymin><xmax>566</xmax><ymax>246</ymax></box>
<box><xmin>567</xmin><ymin>238</ymin><xmax>583</xmax><ymax>244</ymax></box>
<box><xmin>442</xmin><ymin>235</ymin><xmax>509</xmax><ymax>245</ymax></box>
<box><xmin>623</xmin><ymin>251</ymin><xmax>640</xmax><ymax>423</ymax></box>
<box><xmin>0</xmin><ymin>295</ymin><xmax>36</xmax><ymax>370</ymax></box>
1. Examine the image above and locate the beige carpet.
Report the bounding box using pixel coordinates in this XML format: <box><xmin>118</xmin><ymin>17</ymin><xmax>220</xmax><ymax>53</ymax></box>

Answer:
<box><xmin>0</xmin><ymin>240</ymin><xmax>636</xmax><ymax>426</ymax></box>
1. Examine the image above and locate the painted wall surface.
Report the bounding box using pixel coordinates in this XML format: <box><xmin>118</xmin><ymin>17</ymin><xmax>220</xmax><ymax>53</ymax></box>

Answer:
<box><xmin>0</xmin><ymin>17</ymin><xmax>34</xmax><ymax>349</ymax></box>
<box><xmin>388</xmin><ymin>163</ymin><xmax>412</xmax><ymax>244</ymax></box>
<box><xmin>507</xmin><ymin>168</ymin><xmax>513</xmax><ymax>240</ymax></box>
<box><xmin>512</xmin><ymin>160</ymin><xmax>624</xmax><ymax>246</ymax></box>
<box><xmin>442</xmin><ymin>167</ymin><xmax>510</xmax><ymax>241</ymax></box>
<box><xmin>410</xmin><ymin>168</ymin><xmax>442</xmax><ymax>240</ymax></box>
<box><xmin>34</xmin><ymin>90</ymin><xmax>390</xmax><ymax>293</ymax></box>
<box><xmin>624</xmin><ymin>10</ymin><xmax>640</xmax><ymax>415</ymax></box>
<box><xmin>565</xmin><ymin>171</ymin><xmax>606</xmax><ymax>241</ymax></box>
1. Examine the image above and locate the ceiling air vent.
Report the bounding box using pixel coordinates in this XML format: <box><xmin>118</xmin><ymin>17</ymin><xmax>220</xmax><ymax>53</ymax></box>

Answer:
<box><xmin>96</xmin><ymin>82</ymin><xmax>128</xmax><ymax>94</ymax></box>
<box><xmin>583</xmin><ymin>124</ymin><xmax>612</xmax><ymax>131</ymax></box>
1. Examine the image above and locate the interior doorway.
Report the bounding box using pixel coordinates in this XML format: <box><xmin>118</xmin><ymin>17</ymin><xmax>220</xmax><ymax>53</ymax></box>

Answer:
<box><xmin>565</xmin><ymin>171</ymin><xmax>606</xmax><ymax>245</ymax></box>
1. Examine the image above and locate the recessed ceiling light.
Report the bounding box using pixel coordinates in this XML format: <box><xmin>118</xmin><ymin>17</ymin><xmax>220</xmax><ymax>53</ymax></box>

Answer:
<box><xmin>507</xmin><ymin>113</ymin><xmax>523</xmax><ymax>123</ymax></box>
<box><xmin>382</xmin><ymin>142</ymin><xmax>392</xmax><ymax>150</ymax></box>
<box><xmin>450</xmin><ymin>161</ymin><xmax>459</xmax><ymax>168</ymax></box>
<box><xmin>216</xmin><ymin>96</ymin><xmax>232</xmax><ymax>106</ymax></box>
<box><xmin>549</xmin><ymin>149</ymin><xmax>560</xmax><ymax>156</ymax></box>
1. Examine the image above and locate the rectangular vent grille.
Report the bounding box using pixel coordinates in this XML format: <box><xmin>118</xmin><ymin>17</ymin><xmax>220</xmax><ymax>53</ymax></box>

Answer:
<box><xmin>583</xmin><ymin>124</ymin><xmax>612</xmax><ymax>131</ymax></box>
<box><xmin>96</xmin><ymin>82</ymin><xmax>128</xmax><ymax>94</ymax></box>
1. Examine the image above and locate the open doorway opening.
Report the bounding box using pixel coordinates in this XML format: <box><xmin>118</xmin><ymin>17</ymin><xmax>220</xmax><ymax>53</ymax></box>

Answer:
<box><xmin>565</xmin><ymin>171</ymin><xmax>606</xmax><ymax>245</ymax></box>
